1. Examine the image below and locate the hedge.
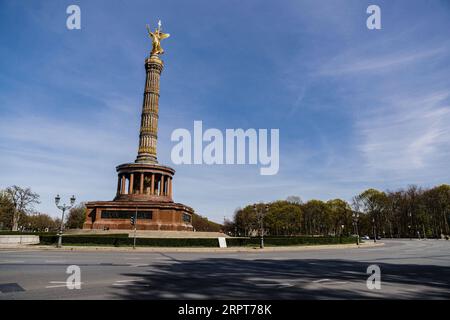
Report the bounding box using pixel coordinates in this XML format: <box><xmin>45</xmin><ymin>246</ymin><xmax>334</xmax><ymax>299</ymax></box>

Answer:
<box><xmin>227</xmin><ymin>236</ymin><xmax>355</xmax><ymax>247</ymax></box>
<box><xmin>0</xmin><ymin>231</ymin><xmax>57</xmax><ymax>236</ymax></box>
<box><xmin>39</xmin><ymin>235</ymin><xmax>356</xmax><ymax>247</ymax></box>
<box><xmin>39</xmin><ymin>235</ymin><xmax>219</xmax><ymax>247</ymax></box>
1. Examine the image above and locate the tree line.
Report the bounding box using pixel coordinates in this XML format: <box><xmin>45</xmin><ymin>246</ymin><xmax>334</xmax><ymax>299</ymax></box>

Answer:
<box><xmin>224</xmin><ymin>185</ymin><xmax>450</xmax><ymax>239</ymax></box>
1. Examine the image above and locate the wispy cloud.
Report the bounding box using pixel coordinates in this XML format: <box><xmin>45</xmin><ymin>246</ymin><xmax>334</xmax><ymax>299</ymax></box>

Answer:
<box><xmin>357</xmin><ymin>91</ymin><xmax>450</xmax><ymax>173</ymax></box>
<box><xmin>317</xmin><ymin>47</ymin><xmax>446</xmax><ymax>76</ymax></box>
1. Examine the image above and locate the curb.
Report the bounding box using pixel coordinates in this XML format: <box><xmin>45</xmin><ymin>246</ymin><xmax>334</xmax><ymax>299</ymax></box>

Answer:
<box><xmin>0</xmin><ymin>241</ymin><xmax>384</xmax><ymax>253</ymax></box>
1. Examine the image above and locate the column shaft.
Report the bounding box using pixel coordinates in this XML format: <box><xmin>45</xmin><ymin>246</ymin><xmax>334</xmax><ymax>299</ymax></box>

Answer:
<box><xmin>116</xmin><ymin>176</ymin><xmax>121</xmax><ymax>196</ymax></box>
<box><xmin>169</xmin><ymin>177</ymin><xmax>173</xmax><ymax>198</ymax></box>
<box><xmin>129</xmin><ymin>173</ymin><xmax>134</xmax><ymax>194</ymax></box>
<box><xmin>140</xmin><ymin>173</ymin><xmax>144</xmax><ymax>194</ymax></box>
<box><xmin>121</xmin><ymin>175</ymin><xmax>126</xmax><ymax>195</ymax></box>
<box><xmin>151</xmin><ymin>174</ymin><xmax>155</xmax><ymax>195</ymax></box>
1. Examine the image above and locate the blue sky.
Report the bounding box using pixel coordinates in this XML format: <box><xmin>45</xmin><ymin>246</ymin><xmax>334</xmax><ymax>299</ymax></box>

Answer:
<box><xmin>1</xmin><ymin>0</ymin><xmax>450</xmax><ymax>223</ymax></box>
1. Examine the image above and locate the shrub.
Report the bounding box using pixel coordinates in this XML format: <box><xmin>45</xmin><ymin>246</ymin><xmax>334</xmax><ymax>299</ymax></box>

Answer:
<box><xmin>39</xmin><ymin>235</ymin><xmax>219</xmax><ymax>247</ymax></box>
<box><xmin>226</xmin><ymin>236</ymin><xmax>355</xmax><ymax>247</ymax></box>
<box><xmin>39</xmin><ymin>235</ymin><xmax>356</xmax><ymax>247</ymax></box>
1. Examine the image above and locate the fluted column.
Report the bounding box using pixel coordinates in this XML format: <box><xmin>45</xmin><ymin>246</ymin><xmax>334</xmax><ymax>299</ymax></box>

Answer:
<box><xmin>150</xmin><ymin>174</ymin><xmax>155</xmax><ymax>195</ymax></box>
<box><xmin>129</xmin><ymin>173</ymin><xmax>134</xmax><ymax>194</ymax></box>
<box><xmin>121</xmin><ymin>175</ymin><xmax>126</xmax><ymax>195</ymax></box>
<box><xmin>169</xmin><ymin>177</ymin><xmax>173</xmax><ymax>198</ymax></box>
<box><xmin>116</xmin><ymin>177</ymin><xmax>121</xmax><ymax>196</ymax></box>
<box><xmin>135</xmin><ymin>54</ymin><xmax>163</xmax><ymax>164</ymax></box>
<box><xmin>140</xmin><ymin>173</ymin><xmax>144</xmax><ymax>194</ymax></box>
<box><xmin>160</xmin><ymin>175</ymin><xmax>165</xmax><ymax>196</ymax></box>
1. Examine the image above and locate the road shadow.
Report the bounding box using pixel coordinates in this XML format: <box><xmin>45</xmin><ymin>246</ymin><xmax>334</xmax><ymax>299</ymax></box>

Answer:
<box><xmin>114</xmin><ymin>258</ymin><xmax>450</xmax><ymax>299</ymax></box>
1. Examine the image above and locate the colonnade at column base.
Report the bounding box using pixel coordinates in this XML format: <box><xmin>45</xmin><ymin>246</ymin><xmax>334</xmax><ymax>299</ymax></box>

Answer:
<box><xmin>82</xmin><ymin>162</ymin><xmax>194</xmax><ymax>231</ymax></box>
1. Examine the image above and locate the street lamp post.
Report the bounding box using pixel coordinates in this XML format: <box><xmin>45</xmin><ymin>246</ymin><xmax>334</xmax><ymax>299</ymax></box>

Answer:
<box><xmin>408</xmin><ymin>212</ymin><xmax>412</xmax><ymax>240</ymax></box>
<box><xmin>372</xmin><ymin>217</ymin><xmax>376</xmax><ymax>243</ymax></box>
<box><xmin>55</xmin><ymin>194</ymin><xmax>76</xmax><ymax>248</ymax></box>
<box><xmin>353</xmin><ymin>212</ymin><xmax>360</xmax><ymax>246</ymax></box>
<box><xmin>253</xmin><ymin>204</ymin><xmax>268</xmax><ymax>249</ymax></box>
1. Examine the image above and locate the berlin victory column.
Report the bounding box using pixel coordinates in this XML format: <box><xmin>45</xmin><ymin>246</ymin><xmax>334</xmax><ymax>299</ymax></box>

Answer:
<box><xmin>83</xmin><ymin>21</ymin><xmax>194</xmax><ymax>231</ymax></box>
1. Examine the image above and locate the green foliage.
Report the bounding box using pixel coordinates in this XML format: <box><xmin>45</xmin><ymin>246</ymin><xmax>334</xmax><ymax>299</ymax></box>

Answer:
<box><xmin>265</xmin><ymin>201</ymin><xmax>302</xmax><ymax>235</ymax></box>
<box><xmin>229</xmin><ymin>186</ymin><xmax>450</xmax><ymax>239</ymax></box>
<box><xmin>0</xmin><ymin>193</ymin><xmax>14</xmax><ymax>230</ymax></box>
<box><xmin>302</xmin><ymin>200</ymin><xmax>331</xmax><ymax>235</ymax></box>
<box><xmin>352</xmin><ymin>185</ymin><xmax>450</xmax><ymax>238</ymax></box>
<box><xmin>192</xmin><ymin>213</ymin><xmax>222</xmax><ymax>232</ymax></box>
<box><xmin>39</xmin><ymin>235</ymin><xmax>219</xmax><ymax>247</ymax></box>
<box><xmin>66</xmin><ymin>204</ymin><xmax>87</xmax><ymax>229</ymax></box>
<box><xmin>226</xmin><ymin>236</ymin><xmax>355</xmax><ymax>247</ymax></box>
<box><xmin>38</xmin><ymin>234</ymin><xmax>355</xmax><ymax>247</ymax></box>
<box><xmin>21</xmin><ymin>214</ymin><xmax>58</xmax><ymax>232</ymax></box>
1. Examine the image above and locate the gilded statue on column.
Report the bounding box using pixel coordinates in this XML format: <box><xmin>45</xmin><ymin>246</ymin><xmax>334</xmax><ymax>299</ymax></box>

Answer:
<box><xmin>146</xmin><ymin>20</ymin><xmax>170</xmax><ymax>55</ymax></box>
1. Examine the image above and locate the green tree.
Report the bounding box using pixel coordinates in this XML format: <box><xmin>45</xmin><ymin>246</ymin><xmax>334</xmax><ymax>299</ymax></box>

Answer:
<box><xmin>422</xmin><ymin>184</ymin><xmax>450</xmax><ymax>237</ymax></box>
<box><xmin>192</xmin><ymin>213</ymin><xmax>222</xmax><ymax>232</ymax></box>
<box><xmin>327</xmin><ymin>199</ymin><xmax>352</xmax><ymax>236</ymax></box>
<box><xmin>233</xmin><ymin>206</ymin><xmax>258</xmax><ymax>236</ymax></box>
<box><xmin>353</xmin><ymin>189</ymin><xmax>388</xmax><ymax>238</ymax></box>
<box><xmin>301</xmin><ymin>200</ymin><xmax>331</xmax><ymax>235</ymax></box>
<box><xmin>66</xmin><ymin>203</ymin><xmax>87</xmax><ymax>229</ymax></box>
<box><xmin>22</xmin><ymin>214</ymin><xmax>58</xmax><ymax>232</ymax></box>
<box><xmin>265</xmin><ymin>201</ymin><xmax>302</xmax><ymax>235</ymax></box>
<box><xmin>0</xmin><ymin>192</ymin><xmax>14</xmax><ymax>230</ymax></box>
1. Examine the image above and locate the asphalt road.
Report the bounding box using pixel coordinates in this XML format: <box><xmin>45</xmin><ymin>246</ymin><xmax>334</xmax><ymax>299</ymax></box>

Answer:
<box><xmin>0</xmin><ymin>239</ymin><xmax>449</xmax><ymax>299</ymax></box>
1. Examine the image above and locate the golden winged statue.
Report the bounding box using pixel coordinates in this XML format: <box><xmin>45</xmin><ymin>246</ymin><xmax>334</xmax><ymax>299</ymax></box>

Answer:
<box><xmin>146</xmin><ymin>20</ymin><xmax>170</xmax><ymax>55</ymax></box>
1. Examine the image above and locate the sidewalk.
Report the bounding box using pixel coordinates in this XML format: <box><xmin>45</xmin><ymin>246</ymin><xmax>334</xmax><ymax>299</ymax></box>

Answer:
<box><xmin>0</xmin><ymin>241</ymin><xmax>384</xmax><ymax>253</ymax></box>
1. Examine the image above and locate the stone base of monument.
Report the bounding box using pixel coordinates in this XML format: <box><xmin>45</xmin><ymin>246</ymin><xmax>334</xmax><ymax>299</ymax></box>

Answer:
<box><xmin>83</xmin><ymin>200</ymin><xmax>194</xmax><ymax>232</ymax></box>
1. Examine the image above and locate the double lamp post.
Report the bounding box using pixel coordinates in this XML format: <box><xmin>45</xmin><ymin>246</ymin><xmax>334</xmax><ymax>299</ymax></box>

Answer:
<box><xmin>54</xmin><ymin>194</ymin><xmax>76</xmax><ymax>248</ymax></box>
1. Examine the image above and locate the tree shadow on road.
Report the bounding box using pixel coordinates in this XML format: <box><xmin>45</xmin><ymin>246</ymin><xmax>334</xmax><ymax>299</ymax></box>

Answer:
<box><xmin>114</xmin><ymin>258</ymin><xmax>450</xmax><ymax>299</ymax></box>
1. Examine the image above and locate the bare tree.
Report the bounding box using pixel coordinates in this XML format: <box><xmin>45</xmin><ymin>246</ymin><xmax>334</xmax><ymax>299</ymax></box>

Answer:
<box><xmin>4</xmin><ymin>186</ymin><xmax>40</xmax><ymax>231</ymax></box>
<box><xmin>286</xmin><ymin>196</ymin><xmax>302</xmax><ymax>205</ymax></box>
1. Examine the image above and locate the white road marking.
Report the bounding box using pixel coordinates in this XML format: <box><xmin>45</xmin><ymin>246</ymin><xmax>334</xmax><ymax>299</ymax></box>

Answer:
<box><xmin>45</xmin><ymin>285</ymin><xmax>68</xmax><ymax>289</ymax></box>
<box><xmin>313</xmin><ymin>278</ymin><xmax>331</xmax><ymax>283</ymax></box>
<box><xmin>113</xmin><ymin>283</ymin><xmax>150</xmax><ymax>287</ymax></box>
<box><xmin>279</xmin><ymin>283</ymin><xmax>294</xmax><ymax>287</ymax></box>
<box><xmin>312</xmin><ymin>279</ymin><xmax>348</xmax><ymax>285</ymax></box>
<box><xmin>45</xmin><ymin>281</ymin><xmax>83</xmax><ymax>289</ymax></box>
<box><xmin>127</xmin><ymin>263</ymin><xmax>149</xmax><ymax>267</ymax></box>
<box><xmin>254</xmin><ymin>282</ymin><xmax>293</xmax><ymax>287</ymax></box>
<box><xmin>0</xmin><ymin>260</ymin><xmax>25</xmax><ymax>264</ymax></box>
<box><xmin>112</xmin><ymin>279</ymin><xmax>149</xmax><ymax>287</ymax></box>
